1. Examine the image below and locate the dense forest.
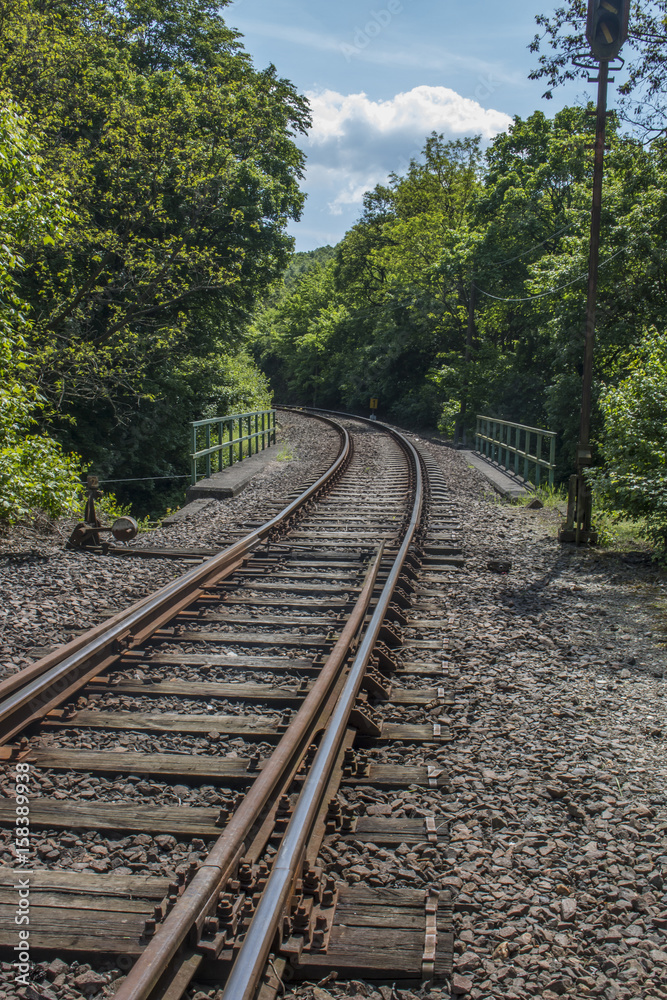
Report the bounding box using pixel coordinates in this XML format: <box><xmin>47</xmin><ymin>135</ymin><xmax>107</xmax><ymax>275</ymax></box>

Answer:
<box><xmin>0</xmin><ymin>0</ymin><xmax>308</xmax><ymax>515</ymax></box>
<box><xmin>250</xmin><ymin>115</ymin><xmax>667</xmax><ymax>498</ymax></box>
<box><xmin>1</xmin><ymin>0</ymin><xmax>666</xmax><ymax>545</ymax></box>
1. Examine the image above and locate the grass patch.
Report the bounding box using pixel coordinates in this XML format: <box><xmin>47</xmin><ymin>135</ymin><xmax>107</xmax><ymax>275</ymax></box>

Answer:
<box><xmin>276</xmin><ymin>445</ymin><xmax>294</xmax><ymax>462</ymax></box>
<box><xmin>514</xmin><ymin>483</ymin><xmax>567</xmax><ymax>510</ymax></box>
<box><xmin>513</xmin><ymin>484</ymin><xmax>655</xmax><ymax>552</ymax></box>
<box><xmin>593</xmin><ymin>506</ymin><xmax>652</xmax><ymax>551</ymax></box>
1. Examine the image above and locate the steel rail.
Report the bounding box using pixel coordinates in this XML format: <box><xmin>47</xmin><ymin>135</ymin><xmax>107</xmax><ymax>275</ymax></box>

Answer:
<box><xmin>281</xmin><ymin>406</ymin><xmax>424</xmax><ymax>468</ymax></box>
<box><xmin>112</xmin><ymin>544</ymin><xmax>386</xmax><ymax>1000</ymax></box>
<box><xmin>221</xmin><ymin>423</ymin><xmax>424</xmax><ymax>1000</ymax></box>
<box><xmin>0</xmin><ymin>415</ymin><xmax>350</xmax><ymax>744</ymax></box>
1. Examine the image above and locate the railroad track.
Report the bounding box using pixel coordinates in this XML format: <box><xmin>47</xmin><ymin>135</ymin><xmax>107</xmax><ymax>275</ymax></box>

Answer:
<box><xmin>0</xmin><ymin>410</ymin><xmax>464</xmax><ymax>999</ymax></box>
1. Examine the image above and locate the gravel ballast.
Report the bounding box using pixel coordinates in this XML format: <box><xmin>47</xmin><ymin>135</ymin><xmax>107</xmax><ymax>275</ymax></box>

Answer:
<box><xmin>0</xmin><ymin>411</ymin><xmax>338</xmax><ymax>682</ymax></box>
<box><xmin>0</xmin><ymin>416</ymin><xmax>665</xmax><ymax>1000</ymax></box>
<box><xmin>275</xmin><ymin>434</ymin><xmax>667</xmax><ymax>1000</ymax></box>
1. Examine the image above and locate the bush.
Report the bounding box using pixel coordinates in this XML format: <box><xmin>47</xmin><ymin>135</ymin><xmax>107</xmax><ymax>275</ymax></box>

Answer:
<box><xmin>0</xmin><ymin>101</ymin><xmax>83</xmax><ymax>523</ymax></box>
<box><xmin>590</xmin><ymin>328</ymin><xmax>667</xmax><ymax>548</ymax></box>
<box><xmin>437</xmin><ymin>399</ymin><xmax>461</xmax><ymax>438</ymax></box>
<box><xmin>0</xmin><ymin>431</ymin><xmax>82</xmax><ymax>522</ymax></box>
<box><xmin>0</xmin><ymin>339</ymin><xmax>83</xmax><ymax>521</ymax></box>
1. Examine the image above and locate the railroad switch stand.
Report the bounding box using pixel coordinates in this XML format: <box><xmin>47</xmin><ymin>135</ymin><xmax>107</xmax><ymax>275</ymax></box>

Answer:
<box><xmin>67</xmin><ymin>475</ymin><xmax>138</xmax><ymax>551</ymax></box>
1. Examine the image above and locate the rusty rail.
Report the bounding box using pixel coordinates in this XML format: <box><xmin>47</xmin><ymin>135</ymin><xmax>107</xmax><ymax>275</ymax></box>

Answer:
<box><xmin>112</xmin><ymin>412</ymin><xmax>424</xmax><ymax>1000</ymax></box>
<box><xmin>222</xmin><ymin>426</ymin><xmax>424</xmax><ymax>1000</ymax></box>
<box><xmin>112</xmin><ymin>544</ymin><xmax>386</xmax><ymax>1000</ymax></box>
<box><xmin>0</xmin><ymin>414</ymin><xmax>350</xmax><ymax>744</ymax></box>
<box><xmin>3</xmin><ymin>409</ymin><xmax>426</xmax><ymax>1000</ymax></box>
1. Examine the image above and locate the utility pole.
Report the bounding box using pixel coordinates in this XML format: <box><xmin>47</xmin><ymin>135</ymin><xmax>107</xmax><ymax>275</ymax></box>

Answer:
<box><xmin>455</xmin><ymin>278</ymin><xmax>476</xmax><ymax>447</ymax></box>
<box><xmin>559</xmin><ymin>0</ymin><xmax>629</xmax><ymax>544</ymax></box>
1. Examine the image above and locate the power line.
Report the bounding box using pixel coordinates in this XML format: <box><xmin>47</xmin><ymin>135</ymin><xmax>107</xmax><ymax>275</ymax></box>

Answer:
<box><xmin>94</xmin><ymin>474</ymin><xmax>190</xmax><ymax>484</ymax></box>
<box><xmin>330</xmin><ymin>223</ymin><xmax>581</xmax><ymax>319</ymax></box>
<box><xmin>488</xmin><ymin>220</ymin><xmax>579</xmax><ymax>268</ymax></box>
<box><xmin>473</xmin><ymin>226</ymin><xmax>661</xmax><ymax>304</ymax></box>
<box><xmin>474</xmin><ymin>273</ymin><xmax>587</xmax><ymax>303</ymax></box>
<box><xmin>297</xmin><ymin>211</ymin><xmax>665</xmax><ymax>312</ymax></box>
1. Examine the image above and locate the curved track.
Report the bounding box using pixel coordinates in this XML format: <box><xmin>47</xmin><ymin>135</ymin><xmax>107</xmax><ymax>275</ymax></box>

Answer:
<box><xmin>0</xmin><ymin>411</ymin><xmax>464</xmax><ymax>1000</ymax></box>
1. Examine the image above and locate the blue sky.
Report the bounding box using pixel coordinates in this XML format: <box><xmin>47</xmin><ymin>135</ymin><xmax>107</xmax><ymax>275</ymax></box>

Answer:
<box><xmin>227</xmin><ymin>1</ymin><xmax>596</xmax><ymax>251</ymax></box>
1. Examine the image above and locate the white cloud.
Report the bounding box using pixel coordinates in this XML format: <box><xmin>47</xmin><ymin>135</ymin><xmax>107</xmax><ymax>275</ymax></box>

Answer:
<box><xmin>299</xmin><ymin>86</ymin><xmax>513</xmax><ymax>216</ymax></box>
<box><xmin>303</xmin><ymin>165</ymin><xmax>391</xmax><ymax>216</ymax></box>
<box><xmin>308</xmin><ymin>86</ymin><xmax>512</xmax><ymax>145</ymax></box>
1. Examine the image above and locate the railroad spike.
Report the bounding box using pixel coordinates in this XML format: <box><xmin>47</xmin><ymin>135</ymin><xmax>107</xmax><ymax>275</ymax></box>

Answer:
<box><xmin>341</xmin><ymin>807</ymin><xmax>357</xmax><ymax>833</ymax></box>
<box><xmin>215</xmin><ymin>806</ymin><xmax>230</xmax><ymax>826</ymax></box>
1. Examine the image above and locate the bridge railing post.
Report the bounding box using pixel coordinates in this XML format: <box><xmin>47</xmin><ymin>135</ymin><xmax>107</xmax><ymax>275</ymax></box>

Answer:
<box><xmin>474</xmin><ymin>415</ymin><xmax>557</xmax><ymax>491</ymax></box>
<box><xmin>190</xmin><ymin>409</ymin><xmax>277</xmax><ymax>485</ymax></box>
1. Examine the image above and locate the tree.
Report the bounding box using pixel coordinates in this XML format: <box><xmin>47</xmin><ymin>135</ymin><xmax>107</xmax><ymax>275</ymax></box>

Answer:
<box><xmin>0</xmin><ymin>0</ymin><xmax>309</xmax><ymax>408</ymax></box>
<box><xmin>252</xmin><ymin>256</ymin><xmax>345</xmax><ymax>407</ymax></box>
<box><xmin>0</xmin><ymin>102</ymin><xmax>82</xmax><ymax>521</ymax></box>
<box><xmin>530</xmin><ymin>0</ymin><xmax>667</xmax><ymax>140</ymax></box>
<box><xmin>591</xmin><ymin>327</ymin><xmax>667</xmax><ymax>546</ymax></box>
<box><xmin>0</xmin><ymin>0</ymin><xmax>311</xmax><ymax>505</ymax></box>
<box><xmin>332</xmin><ymin>135</ymin><xmax>484</xmax><ymax>426</ymax></box>
<box><xmin>251</xmin><ymin>98</ymin><xmax>667</xmax><ymax>511</ymax></box>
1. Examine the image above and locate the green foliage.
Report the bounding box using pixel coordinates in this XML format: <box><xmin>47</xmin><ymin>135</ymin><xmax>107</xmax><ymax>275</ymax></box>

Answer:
<box><xmin>4</xmin><ymin>0</ymin><xmax>664</xmax><ymax>532</ymax></box>
<box><xmin>78</xmin><ymin>346</ymin><xmax>272</xmax><ymax>515</ymax></box>
<box><xmin>437</xmin><ymin>399</ymin><xmax>461</xmax><ymax>438</ymax></box>
<box><xmin>0</xmin><ymin>429</ymin><xmax>82</xmax><ymax>522</ymax></box>
<box><xmin>530</xmin><ymin>0</ymin><xmax>667</xmax><ymax>141</ymax></box>
<box><xmin>590</xmin><ymin>329</ymin><xmax>667</xmax><ymax>548</ymax></box>
<box><xmin>250</xmin><ymin>99</ymin><xmax>667</xmax><ymax>545</ymax></box>
<box><xmin>0</xmin><ymin>0</ymin><xmax>308</xmax><ymax>513</ymax></box>
<box><xmin>239</xmin><ymin>15</ymin><xmax>667</xmax><ymax>554</ymax></box>
<box><xmin>0</xmin><ymin>101</ymin><xmax>83</xmax><ymax>522</ymax></box>
<box><xmin>283</xmin><ymin>247</ymin><xmax>336</xmax><ymax>289</ymax></box>
<box><xmin>589</xmin><ymin>497</ymin><xmax>650</xmax><ymax>550</ymax></box>
<box><xmin>252</xmin><ymin>134</ymin><xmax>483</xmax><ymax>426</ymax></box>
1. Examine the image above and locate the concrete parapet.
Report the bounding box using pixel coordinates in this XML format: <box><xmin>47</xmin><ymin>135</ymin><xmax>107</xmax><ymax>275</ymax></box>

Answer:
<box><xmin>459</xmin><ymin>449</ymin><xmax>532</xmax><ymax>500</ymax></box>
<box><xmin>185</xmin><ymin>444</ymin><xmax>282</xmax><ymax>502</ymax></box>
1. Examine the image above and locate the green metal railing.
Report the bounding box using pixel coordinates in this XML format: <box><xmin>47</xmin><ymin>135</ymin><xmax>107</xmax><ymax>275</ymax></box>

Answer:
<box><xmin>190</xmin><ymin>410</ymin><xmax>276</xmax><ymax>485</ymax></box>
<box><xmin>475</xmin><ymin>415</ymin><xmax>556</xmax><ymax>488</ymax></box>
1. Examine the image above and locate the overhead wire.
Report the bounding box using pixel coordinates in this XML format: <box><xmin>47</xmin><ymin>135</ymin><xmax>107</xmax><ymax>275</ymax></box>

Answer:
<box><xmin>473</xmin><ymin>211</ymin><xmax>667</xmax><ymax>303</ymax></box>
<box><xmin>473</xmin><ymin>246</ymin><xmax>628</xmax><ymax>303</ymax></box>
<box><xmin>328</xmin><ymin>222</ymin><xmax>585</xmax><ymax>321</ymax></box>
<box><xmin>93</xmin><ymin>474</ymin><xmax>191</xmax><ymax>484</ymax></box>
<box><xmin>486</xmin><ymin>219</ymin><xmax>579</xmax><ymax>268</ymax></box>
<box><xmin>297</xmin><ymin>209</ymin><xmax>665</xmax><ymax>315</ymax></box>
